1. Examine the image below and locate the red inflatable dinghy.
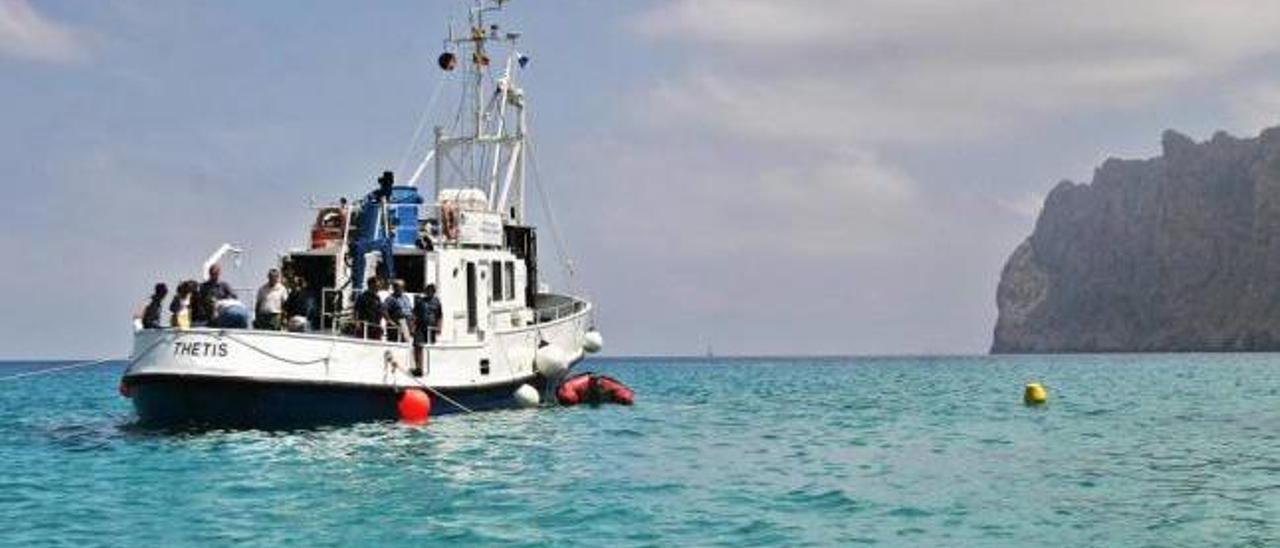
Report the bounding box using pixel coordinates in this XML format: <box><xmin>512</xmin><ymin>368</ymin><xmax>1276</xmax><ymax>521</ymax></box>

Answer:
<box><xmin>556</xmin><ymin>373</ymin><xmax>635</xmax><ymax>406</ymax></box>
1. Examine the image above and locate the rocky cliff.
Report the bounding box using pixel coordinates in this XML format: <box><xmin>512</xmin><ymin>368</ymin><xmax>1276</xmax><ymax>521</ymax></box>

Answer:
<box><xmin>993</xmin><ymin>126</ymin><xmax>1280</xmax><ymax>353</ymax></box>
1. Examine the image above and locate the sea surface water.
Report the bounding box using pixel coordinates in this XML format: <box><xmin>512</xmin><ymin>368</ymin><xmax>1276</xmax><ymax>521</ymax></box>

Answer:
<box><xmin>1</xmin><ymin>355</ymin><xmax>1277</xmax><ymax>546</ymax></box>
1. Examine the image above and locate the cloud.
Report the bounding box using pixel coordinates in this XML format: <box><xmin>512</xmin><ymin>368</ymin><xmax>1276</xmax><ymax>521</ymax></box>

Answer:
<box><xmin>636</xmin><ymin>0</ymin><xmax>1280</xmax><ymax>144</ymax></box>
<box><xmin>593</xmin><ymin>0</ymin><xmax>1280</xmax><ymax>353</ymax></box>
<box><xmin>1226</xmin><ymin>81</ymin><xmax>1280</xmax><ymax>135</ymax></box>
<box><xmin>0</xmin><ymin>0</ymin><xmax>87</xmax><ymax>63</ymax></box>
<box><xmin>568</xmin><ymin>134</ymin><xmax>921</xmax><ymax>259</ymax></box>
<box><xmin>996</xmin><ymin>192</ymin><xmax>1045</xmax><ymax>220</ymax></box>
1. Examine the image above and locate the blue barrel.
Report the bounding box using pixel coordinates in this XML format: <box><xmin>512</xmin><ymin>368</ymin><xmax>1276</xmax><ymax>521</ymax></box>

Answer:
<box><xmin>391</xmin><ymin>208</ymin><xmax>419</xmax><ymax>247</ymax></box>
<box><xmin>391</xmin><ymin>187</ymin><xmax>423</xmax><ymax>247</ymax></box>
<box><xmin>358</xmin><ymin>186</ymin><xmax>422</xmax><ymax>248</ymax></box>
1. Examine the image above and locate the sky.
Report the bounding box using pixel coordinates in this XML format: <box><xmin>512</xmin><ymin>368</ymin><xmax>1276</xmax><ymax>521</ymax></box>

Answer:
<box><xmin>4</xmin><ymin>0</ymin><xmax>1280</xmax><ymax>359</ymax></box>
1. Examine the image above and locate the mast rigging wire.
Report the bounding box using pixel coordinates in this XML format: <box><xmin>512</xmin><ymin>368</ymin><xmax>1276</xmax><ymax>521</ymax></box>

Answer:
<box><xmin>525</xmin><ymin>133</ymin><xmax>579</xmax><ymax>291</ymax></box>
<box><xmin>397</xmin><ymin>74</ymin><xmax>451</xmax><ymax>179</ymax></box>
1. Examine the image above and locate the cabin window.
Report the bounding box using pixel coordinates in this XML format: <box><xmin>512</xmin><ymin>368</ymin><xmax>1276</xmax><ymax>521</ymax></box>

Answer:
<box><xmin>491</xmin><ymin>260</ymin><xmax>503</xmax><ymax>302</ymax></box>
<box><xmin>466</xmin><ymin>262</ymin><xmax>478</xmax><ymax>333</ymax></box>
<box><xmin>504</xmin><ymin>262</ymin><xmax>515</xmax><ymax>301</ymax></box>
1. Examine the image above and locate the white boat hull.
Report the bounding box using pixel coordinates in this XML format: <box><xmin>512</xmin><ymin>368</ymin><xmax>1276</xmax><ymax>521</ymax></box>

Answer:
<box><xmin>122</xmin><ymin>304</ymin><xmax>591</xmax><ymax>428</ymax></box>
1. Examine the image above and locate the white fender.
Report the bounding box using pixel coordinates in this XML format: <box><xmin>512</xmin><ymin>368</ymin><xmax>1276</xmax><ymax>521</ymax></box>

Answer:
<box><xmin>513</xmin><ymin>384</ymin><xmax>540</xmax><ymax>408</ymax></box>
<box><xmin>583</xmin><ymin>330</ymin><xmax>604</xmax><ymax>354</ymax></box>
<box><xmin>534</xmin><ymin>344</ymin><xmax>568</xmax><ymax>378</ymax></box>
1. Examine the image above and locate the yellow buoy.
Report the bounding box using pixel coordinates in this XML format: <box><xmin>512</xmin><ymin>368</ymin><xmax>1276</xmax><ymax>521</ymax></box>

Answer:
<box><xmin>1024</xmin><ymin>382</ymin><xmax>1048</xmax><ymax>405</ymax></box>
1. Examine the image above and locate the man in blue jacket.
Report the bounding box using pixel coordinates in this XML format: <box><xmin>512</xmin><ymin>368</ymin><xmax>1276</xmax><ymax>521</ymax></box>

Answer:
<box><xmin>411</xmin><ymin>284</ymin><xmax>442</xmax><ymax>376</ymax></box>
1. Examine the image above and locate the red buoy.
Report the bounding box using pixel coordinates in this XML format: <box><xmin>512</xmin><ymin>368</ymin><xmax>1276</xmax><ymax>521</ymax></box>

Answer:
<box><xmin>118</xmin><ymin>381</ymin><xmax>133</xmax><ymax>399</ymax></box>
<box><xmin>397</xmin><ymin>389</ymin><xmax>432</xmax><ymax>424</ymax></box>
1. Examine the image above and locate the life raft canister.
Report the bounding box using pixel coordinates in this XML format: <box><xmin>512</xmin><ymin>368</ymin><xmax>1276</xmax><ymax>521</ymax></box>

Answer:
<box><xmin>310</xmin><ymin>207</ymin><xmax>346</xmax><ymax>249</ymax></box>
<box><xmin>556</xmin><ymin>373</ymin><xmax>635</xmax><ymax>406</ymax></box>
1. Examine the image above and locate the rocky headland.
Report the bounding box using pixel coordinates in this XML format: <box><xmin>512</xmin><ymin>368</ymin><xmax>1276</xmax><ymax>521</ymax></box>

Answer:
<box><xmin>993</xmin><ymin>126</ymin><xmax>1280</xmax><ymax>353</ymax></box>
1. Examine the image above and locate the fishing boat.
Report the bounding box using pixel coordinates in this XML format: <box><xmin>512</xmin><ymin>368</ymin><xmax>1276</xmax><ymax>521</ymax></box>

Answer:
<box><xmin>121</xmin><ymin>0</ymin><xmax>603</xmax><ymax>428</ymax></box>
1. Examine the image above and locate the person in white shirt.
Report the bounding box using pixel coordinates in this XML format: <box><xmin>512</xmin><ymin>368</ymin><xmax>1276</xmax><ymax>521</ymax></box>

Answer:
<box><xmin>254</xmin><ymin>268</ymin><xmax>289</xmax><ymax>330</ymax></box>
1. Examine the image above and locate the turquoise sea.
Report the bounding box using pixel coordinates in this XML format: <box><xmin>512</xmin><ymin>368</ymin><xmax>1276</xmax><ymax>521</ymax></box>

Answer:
<box><xmin>1</xmin><ymin>355</ymin><xmax>1278</xmax><ymax>547</ymax></box>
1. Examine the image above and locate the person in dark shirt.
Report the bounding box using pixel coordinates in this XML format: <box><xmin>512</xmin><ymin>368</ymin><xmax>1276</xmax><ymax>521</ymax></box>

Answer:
<box><xmin>411</xmin><ymin>284</ymin><xmax>442</xmax><ymax>376</ymax></box>
<box><xmin>194</xmin><ymin>264</ymin><xmax>237</xmax><ymax>325</ymax></box>
<box><xmin>283</xmin><ymin>276</ymin><xmax>319</xmax><ymax>331</ymax></box>
<box><xmin>136</xmin><ymin>283</ymin><xmax>168</xmax><ymax>329</ymax></box>
<box><xmin>354</xmin><ymin>277</ymin><xmax>385</xmax><ymax>340</ymax></box>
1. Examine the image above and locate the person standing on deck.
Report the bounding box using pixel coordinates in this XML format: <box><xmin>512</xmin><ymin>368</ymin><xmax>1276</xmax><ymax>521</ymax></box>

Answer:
<box><xmin>354</xmin><ymin>277</ymin><xmax>385</xmax><ymax>339</ymax></box>
<box><xmin>385</xmin><ymin>279</ymin><xmax>414</xmax><ymax>343</ymax></box>
<box><xmin>170</xmin><ymin>280</ymin><xmax>197</xmax><ymax>328</ymax></box>
<box><xmin>195</xmin><ymin>264</ymin><xmax>237</xmax><ymax>326</ymax></box>
<box><xmin>254</xmin><ymin>268</ymin><xmax>289</xmax><ymax>330</ymax></box>
<box><xmin>135</xmin><ymin>283</ymin><xmax>168</xmax><ymax>329</ymax></box>
<box><xmin>411</xmin><ymin>284</ymin><xmax>442</xmax><ymax>376</ymax></box>
<box><xmin>283</xmin><ymin>276</ymin><xmax>319</xmax><ymax>331</ymax></box>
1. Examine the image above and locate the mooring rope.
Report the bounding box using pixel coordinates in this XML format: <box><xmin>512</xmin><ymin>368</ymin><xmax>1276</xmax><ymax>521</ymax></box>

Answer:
<box><xmin>411</xmin><ymin>377</ymin><xmax>475</xmax><ymax>414</ymax></box>
<box><xmin>404</xmin><ymin>368</ymin><xmax>475</xmax><ymax>414</ymax></box>
<box><xmin>223</xmin><ymin>333</ymin><xmax>331</xmax><ymax>367</ymax></box>
<box><xmin>128</xmin><ymin>336</ymin><xmax>169</xmax><ymax>365</ymax></box>
<box><xmin>0</xmin><ymin>359</ymin><xmax>112</xmax><ymax>382</ymax></box>
<box><xmin>23</xmin><ymin>331</ymin><xmax>468</xmax><ymax>417</ymax></box>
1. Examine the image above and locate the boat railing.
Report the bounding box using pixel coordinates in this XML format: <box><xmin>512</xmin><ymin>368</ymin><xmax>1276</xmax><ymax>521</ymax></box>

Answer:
<box><xmin>217</xmin><ymin>286</ymin><xmax>582</xmax><ymax>333</ymax></box>
<box><xmin>331</xmin><ymin>316</ymin><xmax>414</xmax><ymax>343</ymax></box>
<box><xmin>531</xmin><ymin>295</ymin><xmax>587</xmax><ymax>324</ymax></box>
<box><xmin>319</xmin><ymin>288</ymin><xmax>419</xmax><ymax>344</ymax></box>
<box><xmin>320</xmin><ymin>288</ymin><xmax>347</xmax><ymax>334</ymax></box>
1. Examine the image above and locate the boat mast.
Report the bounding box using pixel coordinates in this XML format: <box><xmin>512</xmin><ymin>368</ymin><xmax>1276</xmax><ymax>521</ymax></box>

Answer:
<box><xmin>433</xmin><ymin>0</ymin><xmax>528</xmax><ymax>225</ymax></box>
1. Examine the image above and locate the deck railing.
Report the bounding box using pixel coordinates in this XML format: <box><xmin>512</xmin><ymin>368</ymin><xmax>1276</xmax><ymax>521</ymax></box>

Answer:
<box><xmin>532</xmin><ymin>295</ymin><xmax>587</xmax><ymax>324</ymax></box>
<box><xmin>158</xmin><ymin>287</ymin><xmax>587</xmax><ymax>341</ymax></box>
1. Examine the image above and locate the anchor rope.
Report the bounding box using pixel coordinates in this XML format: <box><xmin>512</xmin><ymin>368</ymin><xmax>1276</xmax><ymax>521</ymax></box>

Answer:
<box><xmin>0</xmin><ymin>359</ymin><xmax>112</xmax><ymax>382</ymax></box>
<box><xmin>127</xmin><ymin>335</ymin><xmax>170</xmax><ymax>365</ymax></box>
<box><xmin>385</xmin><ymin>345</ymin><xmax>474</xmax><ymax>414</ymax></box>
<box><xmin>407</xmin><ymin>372</ymin><xmax>475</xmax><ymax>414</ymax></box>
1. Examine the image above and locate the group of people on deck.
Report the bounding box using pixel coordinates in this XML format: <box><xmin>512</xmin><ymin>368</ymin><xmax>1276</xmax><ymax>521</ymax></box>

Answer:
<box><xmin>136</xmin><ymin>265</ymin><xmax>443</xmax><ymax>376</ymax></box>
<box><xmin>135</xmin><ymin>265</ymin><xmax>438</xmax><ymax>347</ymax></box>
<box><xmin>251</xmin><ymin>267</ymin><xmax>321</xmax><ymax>332</ymax></box>
<box><xmin>350</xmin><ymin>277</ymin><xmax>442</xmax><ymax>376</ymax></box>
<box><xmin>136</xmin><ymin>264</ymin><xmax>319</xmax><ymax>332</ymax></box>
<box><xmin>352</xmin><ymin>277</ymin><xmax>442</xmax><ymax>347</ymax></box>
